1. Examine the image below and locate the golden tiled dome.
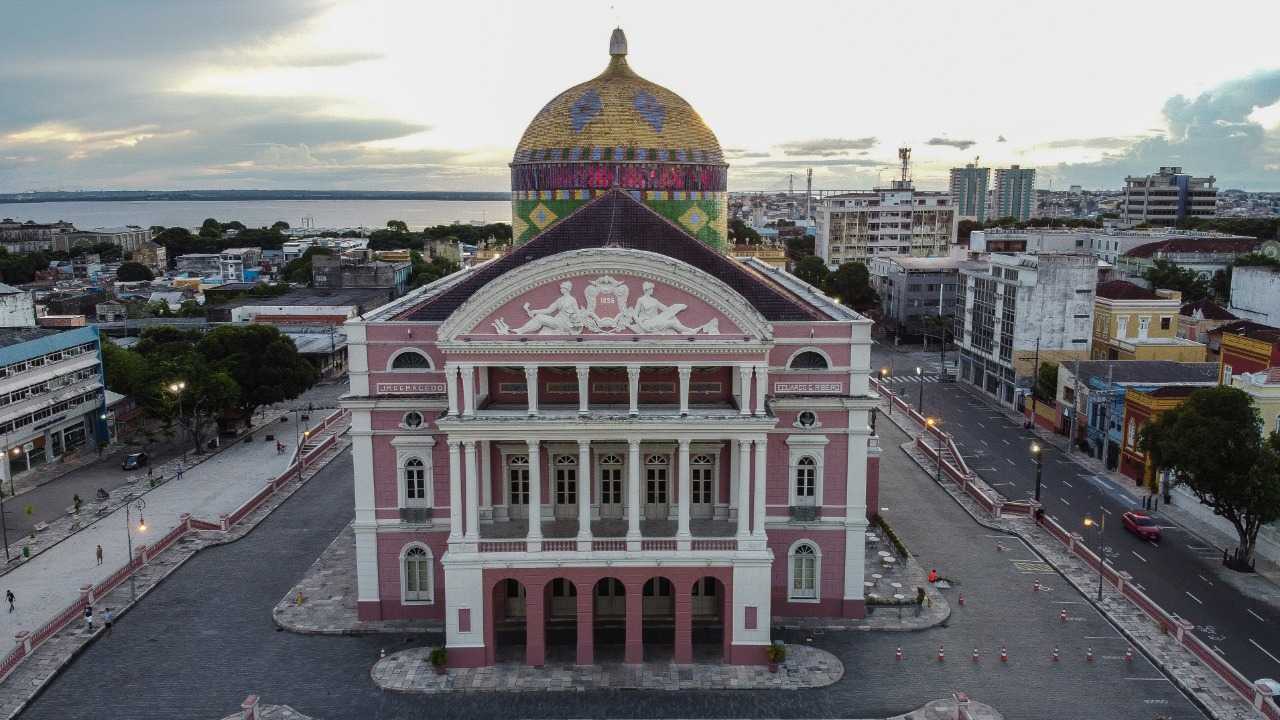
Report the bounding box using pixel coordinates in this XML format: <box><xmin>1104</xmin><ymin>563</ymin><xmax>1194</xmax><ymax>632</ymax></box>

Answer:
<box><xmin>512</xmin><ymin>29</ymin><xmax>723</xmax><ymax>163</ymax></box>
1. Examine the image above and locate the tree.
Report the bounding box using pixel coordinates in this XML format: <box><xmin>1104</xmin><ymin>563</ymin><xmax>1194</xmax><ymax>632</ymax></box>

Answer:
<box><xmin>386</xmin><ymin>219</ymin><xmax>410</xmax><ymax>234</ymax></box>
<box><xmin>197</xmin><ymin>325</ymin><xmax>317</xmax><ymax>426</ymax></box>
<box><xmin>728</xmin><ymin>218</ymin><xmax>760</xmax><ymax>245</ymax></box>
<box><xmin>793</xmin><ymin>256</ymin><xmax>830</xmax><ymax>287</ymax></box>
<box><xmin>1144</xmin><ymin>259</ymin><xmax>1209</xmax><ymax>301</ymax></box>
<box><xmin>282</xmin><ymin>246</ymin><xmax>332</xmax><ymax>285</ymax></box>
<box><xmin>409</xmin><ymin>251</ymin><xmax>460</xmax><ymax>289</ymax></box>
<box><xmin>270</xmin><ymin>221</ymin><xmax>290</xmax><ymax>232</ymax></box>
<box><xmin>117</xmin><ymin>262</ymin><xmax>154</xmax><ymax>282</ymax></box>
<box><xmin>823</xmin><ymin>261</ymin><xmax>879</xmax><ymax>311</ymax></box>
<box><xmin>1141</xmin><ymin>386</ymin><xmax>1280</xmax><ymax>568</ymax></box>
<box><xmin>1034</xmin><ymin>362</ymin><xmax>1058</xmax><ymax>404</ymax></box>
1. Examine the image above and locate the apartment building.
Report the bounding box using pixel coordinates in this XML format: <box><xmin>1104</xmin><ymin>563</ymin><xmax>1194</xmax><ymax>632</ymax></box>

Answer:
<box><xmin>949</xmin><ymin>164</ymin><xmax>990</xmax><ymax>222</ymax></box>
<box><xmin>219</xmin><ymin>247</ymin><xmax>263</xmax><ymax>283</ymax></box>
<box><xmin>991</xmin><ymin>165</ymin><xmax>1035</xmax><ymax>221</ymax></box>
<box><xmin>815</xmin><ymin>182</ymin><xmax>955</xmax><ymax>267</ymax></box>
<box><xmin>868</xmin><ymin>251</ymin><xmax>963</xmax><ymax>340</ymax></box>
<box><xmin>1121</xmin><ymin>166</ymin><xmax>1217</xmax><ymax>226</ymax></box>
<box><xmin>1090</xmin><ymin>282</ymin><xmax>1205</xmax><ymax>361</ymax></box>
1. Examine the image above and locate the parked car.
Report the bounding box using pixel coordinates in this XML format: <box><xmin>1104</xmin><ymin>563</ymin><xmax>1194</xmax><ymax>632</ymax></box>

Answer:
<box><xmin>1255</xmin><ymin>678</ymin><xmax>1280</xmax><ymax>696</ymax></box>
<box><xmin>121</xmin><ymin>452</ymin><xmax>148</xmax><ymax>471</ymax></box>
<box><xmin>1122</xmin><ymin>511</ymin><xmax>1161</xmax><ymax>542</ymax></box>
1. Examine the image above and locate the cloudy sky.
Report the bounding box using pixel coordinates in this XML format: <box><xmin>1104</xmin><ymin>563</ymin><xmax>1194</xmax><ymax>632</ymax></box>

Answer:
<box><xmin>2</xmin><ymin>0</ymin><xmax>1279</xmax><ymax>193</ymax></box>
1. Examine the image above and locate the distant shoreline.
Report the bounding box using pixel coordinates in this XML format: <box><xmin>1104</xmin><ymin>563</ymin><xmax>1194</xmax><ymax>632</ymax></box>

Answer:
<box><xmin>0</xmin><ymin>190</ymin><xmax>510</xmax><ymax>204</ymax></box>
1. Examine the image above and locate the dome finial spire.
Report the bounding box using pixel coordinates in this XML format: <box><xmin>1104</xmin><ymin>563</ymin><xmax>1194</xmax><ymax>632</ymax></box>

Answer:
<box><xmin>609</xmin><ymin>27</ymin><xmax>627</xmax><ymax>57</ymax></box>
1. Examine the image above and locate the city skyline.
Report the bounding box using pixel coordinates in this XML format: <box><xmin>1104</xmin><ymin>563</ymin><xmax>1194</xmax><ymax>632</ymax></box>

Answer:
<box><xmin>2</xmin><ymin>0</ymin><xmax>1279</xmax><ymax>193</ymax></box>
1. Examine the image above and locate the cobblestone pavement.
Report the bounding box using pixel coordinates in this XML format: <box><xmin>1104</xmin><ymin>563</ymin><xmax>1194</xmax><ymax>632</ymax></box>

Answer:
<box><xmin>219</xmin><ymin>703</ymin><xmax>315</xmax><ymax>720</ymax></box>
<box><xmin>0</xmin><ymin>434</ymin><xmax>349</xmax><ymax>720</ymax></box>
<box><xmin>20</xmin><ymin>430</ymin><xmax>1204</xmax><ymax>720</ymax></box>
<box><xmin>276</xmin><ymin>522</ymin><xmax>946</xmax><ymax>636</ymax></box>
<box><xmin>371</xmin><ymin>644</ymin><xmax>842</xmax><ymax>693</ymax></box>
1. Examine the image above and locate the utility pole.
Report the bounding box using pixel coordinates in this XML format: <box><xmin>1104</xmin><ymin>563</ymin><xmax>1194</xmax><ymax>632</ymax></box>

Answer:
<box><xmin>1026</xmin><ymin>336</ymin><xmax>1041</xmax><ymax>429</ymax></box>
<box><xmin>1100</xmin><ymin>363</ymin><xmax>1114</xmax><ymax>470</ymax></box>
<box><xmin>1068</xmin><ymin>357</ymin><xmax>1081</xmax><ymax>452</ymax></box>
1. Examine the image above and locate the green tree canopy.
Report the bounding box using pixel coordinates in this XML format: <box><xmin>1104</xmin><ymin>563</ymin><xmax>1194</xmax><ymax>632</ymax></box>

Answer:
<box><xmin>823</xmin><ymin>261</ymin><xmax>880</xmax><ymax>311</ymax></box>
<box><xmin>386</xmin><ymin>219</ymin><xmax>410</xmax><ymax>233</ymax></box>
<box><xmin>117</xmin><ymin>261</ymin><xmax>154</xmax><ymax>282</ymax></box>
<box><xmin>793</xmin><ymin>256</ymin><xmax>830</xmax><ymax>288</ymax></box>
<box><xmin>728</xmin><ymin>218</ymin><xmax>761</xmax><ymax>245</ymax></box>
<box><xmin>197</xmin><ymin>325</ymin><xmax>317</xmax><ymax>424</ymax></box>
<box><xmin>1034</xmin><ymin>362</ymin><xmax>1058</xmax><ymax>404</ymax></box>
<box><xmin>410</xmin><ymin>251</ymin><xmax>460</xmax><ymax>289</ymax></box>
<box><xmin>1144</xmin><ymin>258</ymin><xmax>1210</xmax><ymax>301</ymax></box>
<box><xmin>1141</xmin><ymin>386</ymin><xmax>1280</xmax><ymax>566</ymax></box>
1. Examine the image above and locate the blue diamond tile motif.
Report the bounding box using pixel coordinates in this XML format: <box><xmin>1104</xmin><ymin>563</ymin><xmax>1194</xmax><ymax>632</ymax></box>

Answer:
<box><xmin>570</xmin><ymin>90</ymin><xmax>602</xmax><ymax>133</ymax></box>
<box><xmin>634</xmin><ymin>91</ymin><xmax>666</xmax><ymax>132</ymax></box>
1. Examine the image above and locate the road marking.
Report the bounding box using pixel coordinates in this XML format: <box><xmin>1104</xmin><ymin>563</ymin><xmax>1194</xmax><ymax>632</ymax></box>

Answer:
<box><xmin>1134</xmin><ymin>582</ymin><xmax>1146</xmax><ymax>591</ymax></box>
<box><xmin>977</xmin><ymin>422</ymin><xmax>985</xmax><ymax>428</ymax></box>
<box><xmin>1198</xmin><ymin>575</ymin><xmax>1214</xmax><ymax>586</ymax></box>
<box><xmin>1084</xmin><ymin>635</ymin><xmax>1123</xmax><ymax>640</ymax></box>
<box><xmin>1250</xmin><ymin>609</ymin><xmax>1267</xmax><ymax>622</ymax></box>
<box><xmin>1131</xmin><ymin>551</ymin><xmax>1147</xmax><ymax>563</ymax></box>
<box><xmin>1185</xmin><ymin>591</ymin><xmax>1203</xmax><ymax>605</ymax></box>
<box><xmin>1060</xmin><ymin>480</ymin><xmax>1073</xmax><ymax>488</ymax></box>
<box><xmin>1006</xmin><ymin>458</ymin><xmax>1016</xmax><ymax>466</ymax></box>
<box><xmin>1215</xmin><ymin>645</ymin><xmax>1226</xmax><ymax>656</ymax></box>
<box><xmin>1002</xmin><ymin>439</ymin><xmax>1011</xmax><ymax>445</ymax></box>
<box><xmin>1101</xmin><ymin>507</ymin><xmax>1112</xmax><ymax>515</ymax></box>
<box><xmin>1053</xmin><ymin>600</ymin><xmax>1086</xmax><ymax>604</ymax></box>
<box><xmin>1251</xmin><ymin>639</ymin><xmax>1280</xmax><ymax>666</ymax></box>
<box><xmin>1060</xmin><ymin>497</ymin><xmax>1071</xmax><ymax>506</ymax></box>
<box><xmin>1125</xmin><ymin>677</ymin><xmax>1167</xmax><ymax>681</ymax></box>
<box><xmin>980</xmin><ymin>439</ymin><xmax>989</xmax><ymax>446</ymax></box>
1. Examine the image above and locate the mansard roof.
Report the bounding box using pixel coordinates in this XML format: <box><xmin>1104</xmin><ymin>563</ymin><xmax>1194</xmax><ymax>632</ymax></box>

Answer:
<box><xmin>397</xmin><ymin>189</ymin><xmax>826</xmax><ymax>322</ymax></box>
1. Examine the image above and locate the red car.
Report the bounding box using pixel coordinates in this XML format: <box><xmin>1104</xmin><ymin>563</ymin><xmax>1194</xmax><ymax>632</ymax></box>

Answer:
<box><xmin>1122</xmin><ymin>512</ymin><xmax>1161</xmax><ymax>542</ymax></box>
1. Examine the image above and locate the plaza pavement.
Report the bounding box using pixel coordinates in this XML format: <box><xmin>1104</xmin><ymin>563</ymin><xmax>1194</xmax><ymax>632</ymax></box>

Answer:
<box><xmin>0</xmin><ymin>421</ymin><xmax>293</xmax><ymax>644</ymax></box>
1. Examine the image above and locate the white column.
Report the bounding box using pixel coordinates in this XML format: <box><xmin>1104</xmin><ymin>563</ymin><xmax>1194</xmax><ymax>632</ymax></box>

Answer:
<box><xmin>576</xmin><ymin>364</ymin><xmax>590</xmax><ymax>416</ymax></box>
<box><xmin>463</xmin><ymin>440</ymin><xmax>479</xmax><ymax>542</ymax></box>
<box><xmin>677</xmin><ymin>438</ymin><xmax>691</xmax><ymax>547</ymax></box>
<box><xmin>577</xmin><ymin>439</ymin><xmax>592</xmax><ymax>546</ymax></box>
<box><xmin>350</xmin><ymin>410</ymin><xmax>379</xmax><ymax>607</ymax></box>
<box><xmin>461</xmin><ymin>364</ymin><xmax>476</xmax><ymax>417</ymax></box>
<box><xmin>524</xmin><ymin>365</ymin><xmax>539</xmax><ymax>416</ymax></box>
<box><xmin>737</xmin><ymin>366</ymin><xmax>753</xmax><ymax>415</ymax></box>
<box><xmin>447</xmin><ymin>440</ymin><xmax>463</xmax><ymax>544</ymax></box>
<box><xmin>479</xmin><ymin>440</ymin><xmax>492</xmax><ymax>520</ymax></box>
<box><xmin>626</xmin><ymin>438</ymin><xmax>642</xmax><ymax>545</ymax></box>
<box><xmin>526</xmin><ymin>440</ymin><xmax>543</xmax><ymax>546</ymax></box>
<box><xmin>736</xmin><ymin>438</ymin><xmax>751</xmax><ymax>539</ymax></box>
<box><xmin>728</xmin><ymin>439</ymin><xmax>740</xmax><ymax>521</ymax></box>
<box><xmin>445</xmin><ymin>364</ymin><xmax>460</xmax><ymax>417</ymax></box>
<box><xmin>753</xmin><ymin>364</ymin><xmax>768</xmax><ymax>417</ymax></box>
<box><xmin>627</xmin><ymin>364</ymin><xmax>641</xmax><ymax>416</ymax></box>
<box><xmin>752</xmin><ymin>436</ymin><xmax>768</xmax><ymax>538</ymax></box>
<box><xmin>677</xmin><ymin>365</ymin><xmax>691</xmax><ymax>416</ymax></box>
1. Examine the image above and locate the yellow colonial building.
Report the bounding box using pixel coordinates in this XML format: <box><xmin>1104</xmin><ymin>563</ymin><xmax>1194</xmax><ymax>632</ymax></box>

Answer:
<box><xmin>1091</xmin><ymin>281</ymin><xmax>1206</xmax><ymax>362</ymax></box>
<box><xmin>1232</xmin><ymin>368</ymin><xmax>1280</xmax><ymax>438</ymax></box>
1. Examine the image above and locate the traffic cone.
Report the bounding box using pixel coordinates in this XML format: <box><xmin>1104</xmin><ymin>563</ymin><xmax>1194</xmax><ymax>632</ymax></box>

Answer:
<box><xmin>1033</xmin><ymin>579</ymin><xmax>1041</xmax><ymax>592</ymax></box>
<box><xmin>972</xmin><ymin>647</ymin><xmax>980</xmax><ymax>663</ymax></box>
<box><xmin>1124</xmin><ymin>648</ymin><xmax>1133</xmax><ymax>663</ymax></box>
<box><xmin>1000</xmin><ymin>645</ymin><xmax>1008</xmax><ymax>663</ymax></box>
<box><xmin>958</xmin><ymin>593</ymin><xmax>965</xmax><ymax>606</ymax></box>
<box><xmin>1059</xmin><ymin>608</ymin><xmax>1068</xmax><ymax>623</ymax></box>
<box><xmin>379</xmin><ymin>648</ymin><xmax>385</xmax><ymax>659</ymax></box>
<box><xmin>1051</xmin><ymin>646</ymin><xmax>1059</xmax><ymax>662</ymax></box>
<box><xmin>938</xmin><ymin>645</ymin><xmax>945</xmax><ymax>662</ymax></box>
<box><xmin>896</xmin><ymin>646</ymin><xmax>903</xmax><ymax>662</ymax></box>
<box><xmin>1086</xmin><ymin>647</ymin><xmax>1094</xmax><ymax>663</ymax></box>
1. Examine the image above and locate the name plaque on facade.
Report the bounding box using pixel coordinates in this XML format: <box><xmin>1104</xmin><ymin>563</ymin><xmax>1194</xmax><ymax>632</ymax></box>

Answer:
<box><xmin>773</xmin><ymin>382</ymin><xmax>842</xmax><ymax>394</ymax></box>
<box><xmin>376</xmin><ymin>382</ymin><xmax>446</xmax><ymax>395</ymax></box>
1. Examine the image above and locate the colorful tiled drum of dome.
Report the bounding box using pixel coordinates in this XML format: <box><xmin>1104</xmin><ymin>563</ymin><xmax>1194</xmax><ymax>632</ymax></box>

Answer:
<box><xmin>510</xmin><ymin>29</ymin><xmax>729</xmax><ymax>249</ymax></box>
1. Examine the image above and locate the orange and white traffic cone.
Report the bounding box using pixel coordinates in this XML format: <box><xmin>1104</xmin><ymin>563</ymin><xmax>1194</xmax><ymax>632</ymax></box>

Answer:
<box><xmin>1124</xmin><ymin>648</ymin><xmax>1133</xmax><ymax>663</ymax></box>
<box><xmin>1000</xmin><ymin>645</ymin><xmax>1008</xmax><ymax>662</ymax></box>
<box><xmin>896</xmin><ymin>646</ymin><xmax>903</xmax><ymax>662</ymax></box>
<box><xmin>1059</xmin><ymin>608</ymin><xmax>1068</xmax><ymax>623</ymax></box>
<box><xmin>1033</xmin><ymin>580</ymin><xmax>1041</xmax><ymax>592</ymax></box>
<box><xmin>1086</xmin><ymin>647</ymin><xmax>1094</xmax><ymax>663</ymax></box>
<box><xmin>1052</xmin><ymin>646</ymin><xmax>1059</xmax><ymax>662</ymax></box>
<box><xmin>972</xmin><ymin>647</ymin><xmax>980</xmax><ymax>663</ymax></box>
<box><xmin>938</xmin><ymin>645</ymin><xmax>945</xmax><ymax>662</ymax></box>
<box><xmin>958</xmin><ymin>593</ymin><xmax>965</xmax><ymax>606</ymax></box>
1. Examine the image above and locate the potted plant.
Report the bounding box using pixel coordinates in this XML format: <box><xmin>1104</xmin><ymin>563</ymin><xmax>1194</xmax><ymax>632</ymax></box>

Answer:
<box><xmin>428</xmin><ymin>647</ymin><xmax>447</xmax><ymax>675</ymax></box>
<box><xmin>765</xmin><ymin>643</ymin><xmax>786</xmax><ymax>673</ymax></box>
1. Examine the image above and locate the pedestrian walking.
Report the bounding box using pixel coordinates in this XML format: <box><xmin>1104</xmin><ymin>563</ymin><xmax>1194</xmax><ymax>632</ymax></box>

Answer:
<box><xmin>95</xmin><ymin>544</ymin><xmax>103</xmax><ymax>566</ymax></box>
<box><xmin>6</xmin><ymin>590</ymin><xmax>13</xmax><ymax>612</ymax></box>
<box><xmin>84</xmin><ymin>605</ymin><xmax>94</xmax><ymax>631</ymax></box>
<box><xmin>73</xmin><ymin>494</ymin><xmax>82</xmax><ymax>514</ymax></box>
<box><xmin>103</xmin><ymin>608</ymin><xmax>113</xmax><ymax>636</ymax></box>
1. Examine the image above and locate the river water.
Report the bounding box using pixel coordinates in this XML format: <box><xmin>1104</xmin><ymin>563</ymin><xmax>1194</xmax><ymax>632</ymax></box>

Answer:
<box><xmin>0</xmin><ymin>199</ymin><xmax>512</xmax><ymax>231</ymax></box>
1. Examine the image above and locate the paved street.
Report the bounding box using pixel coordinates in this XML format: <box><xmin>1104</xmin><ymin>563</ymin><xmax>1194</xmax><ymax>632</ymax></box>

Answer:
<box><xmin>874</xmin><ymin>341</ymin><xmax>1280</xmax><ymax>684</ymax></box>
<box><xmin>20</xmin><ymin>433</ymin><xmax>1203</xmax><ymax>719</ymax></box>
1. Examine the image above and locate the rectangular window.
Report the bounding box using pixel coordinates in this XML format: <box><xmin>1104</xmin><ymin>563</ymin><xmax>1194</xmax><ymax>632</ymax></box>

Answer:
<box><xmin>1160</xmin><ymin>317</ymin><xmax>1171</xmax><ymax>330</ymax></box>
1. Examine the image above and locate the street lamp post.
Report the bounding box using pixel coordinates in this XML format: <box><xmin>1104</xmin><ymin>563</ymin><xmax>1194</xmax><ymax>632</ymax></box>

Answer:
<box><xmin>124</xmin><ymin>497</ymin><xmax>147</xmax><ymax>600</ymax></box>
<box><xmin>915</xmin><ymin>366</ymin><xmax>924</xmax><ymax>415</ymax></box>
<box><xmin>880</xmin><ymin>368</ymin><xmax>891</xmax><ymax>415</ymax></box>
<box><xmin>1083</xmin><ymin>512</ymin><xmax>1106</xmax><ymax>601</ymax></box>
<box><xmin>926</xmin><ymin>418</ymin><xmax>941</xmax><ymax>482</ymax></box>
<box><xmin>168</xmin><ymin>381</ymin><xmax>186</xmax><ymax>457</ymax></box>
<box><xmin>1031</xmin><ymin>442</ymin><xmax>1043</xmax><ymax>503</ymax></box>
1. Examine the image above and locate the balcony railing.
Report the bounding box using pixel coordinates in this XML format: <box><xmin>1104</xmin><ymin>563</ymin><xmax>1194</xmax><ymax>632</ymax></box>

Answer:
<box><xmin>474</xmin><ymin>537</ymin><xmax>740</xmax><ymax>554</ymax></box>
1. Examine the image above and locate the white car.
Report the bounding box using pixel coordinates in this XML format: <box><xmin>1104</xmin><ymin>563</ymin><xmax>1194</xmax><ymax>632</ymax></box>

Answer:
<box><xmin>1255</xmin><ymin>678</ymin><xmax>1280</xmax><ymax>696</ymax></box>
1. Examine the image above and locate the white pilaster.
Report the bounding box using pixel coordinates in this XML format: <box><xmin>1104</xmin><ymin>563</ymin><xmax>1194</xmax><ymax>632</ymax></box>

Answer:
<box><xmin>627</xmin><ymin>437</ymin><xmax>642</xmax><ymax>546</ymax></box>
<box><xmin>677</xmin><ymin>365</ymin><xmax>692</xmax><ymax>417</ymax></box>
<box><xmin>627</xmin><ymin>364</ymin><xmax>641</xmax><ymax>416</ymax></box>
<box><xmin>463</xmin><ymin>440</ymin><xmax>479</xmax><ymax>542</ymax></box>
<box><xmin>447</xmin><ymin>440</ymin><xmax>462</xmax><ymax>544</ymax></box>
<box><xmin>737</xmin><ymin>365</ymin><xmax>753</xmax><ymax>415</ymax></box>
<box><xmin>524</xmin><ymin>365</ymin><xmax>539</xmax><ymax>416</ymax></box>
<box><xmin>752</xmin><ymin>435</ymin><xmax>768</xmax><ymax>538</ymax></box>
<box><xmin>728</xmin><ymin>438</ymin><xmax>739</xmax><ymax>520</ymax></box>
<box><xmin>479</xmin><ymin>440</ymin><xmax>492</xmax><ymax>520</ymax></box>
<box><xmin>844</xmin><ymin>409</ymin><xmax>872</xmax><ymax>604</ymax></box>
<box><xmin>753</xmin><ymin>364</ymin><xmax>768</xmax><ymax>417</ymax></box>
<box><xmin>576</xmin><ymin>364</ymin><xmax>590</xmax><ymax>416</ymax></box>
<box><xmin>577</xmin><ymin>439</ymin><xmax>592</xmax><ymax>547</ymax></box>
<box><xmin>445</xmin><ymin>364</ymin><xmax>460</xmax><ymax>417</ymax></box>
<box><xmin>677</xmin><ymin>438</ymin><xmax>691</xmax><ymax>548</ymax></box>
<box><xmin>526</xmin><ymin>440</ymin><xmax>542</xmax><ymax>547</ymax></box>
<box><xmin>461</xmin><ymin>364</ymin><xmax>476</xmax><ymax>417</ymax></box>
<box><xmin>350</xmin><ymin>409</ymin><xmax>379</xmax><ymax>605</ymax></box>
<box><xmin>736</xmin><ymin>438</ymin><xmax>751</xmax><ymax>539</ymax></box>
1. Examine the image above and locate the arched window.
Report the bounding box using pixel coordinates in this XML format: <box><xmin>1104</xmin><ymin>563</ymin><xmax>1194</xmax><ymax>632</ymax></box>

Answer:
<box><xmin>794</xmin><ymin>457</ymin><xmax>817</xmax><ymax>505</ymax></box>
<box><xmin>402</xmin><ymin>545</ymin><xmax>433</xmax><ymax>602</ymax></box>
<box><xmin>404</xmin><ymin>458</ymin><xmax>427</xmax><ymax>505</ymax></box>
<box><xmin>390</xmin><ymin>350</ymin><xmax>432</xmax><ymax>371</ymax></box>
<box><xmin>789</xmin><ymin>350</ymin><xmax>829</xmax><ymax>370</ymax></box>
<box><xmin>788</xmin><ymin>542</ymin><xmax>820</xmax><ymax>601</ymax></box>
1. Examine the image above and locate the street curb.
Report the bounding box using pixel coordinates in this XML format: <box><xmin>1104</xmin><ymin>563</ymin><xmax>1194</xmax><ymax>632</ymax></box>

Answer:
<box><xmin>2</xmin><ymin>438</ymin><xmax>351</xmax><ymax>720</ymax></box>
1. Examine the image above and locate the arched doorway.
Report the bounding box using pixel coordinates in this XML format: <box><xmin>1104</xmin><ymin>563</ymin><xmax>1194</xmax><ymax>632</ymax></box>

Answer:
<box><xmin>543</xmin><ymin>577</ymin><xmax>580</xmax><ymax>663</ymax></box>
<box><xmin>692</xmin><ymin>575</ymin><xmax>729</xmax><ymax>662</ymax></box>
<box><xmin>592</xmin><ymin>577</ymin><xmax>627</xmax><ymax>663</ymax></box>
<box><xmin>490</xmin><ymin>578</ymin><xmax>527</xmax><ymax>663</ymax></box>
<box><xmin>642</xmin><ymin>576</ymin><xmax>676</xmax><ymax>661</ymax></box>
